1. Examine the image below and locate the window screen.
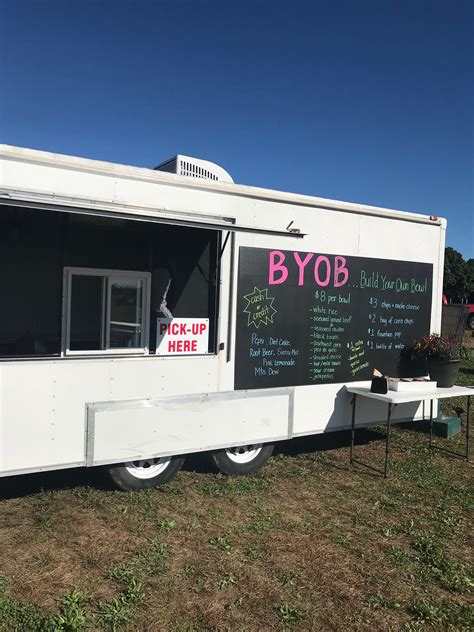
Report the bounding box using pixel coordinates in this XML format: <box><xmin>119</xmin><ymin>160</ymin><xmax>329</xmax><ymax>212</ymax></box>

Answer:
<box><xmin>109</xmin><ymin>278</ymin><xmax>144</xmax><ymax>349</ymax></box>
<box><xmin>64</xmin><ymin>270</ymin><xmax>150</xmax><ymax>353</ymax></box>
<box><xmin>70</xmin><ymin>275</ymin><xmax>104</xmax><ymax>351</ymax></box>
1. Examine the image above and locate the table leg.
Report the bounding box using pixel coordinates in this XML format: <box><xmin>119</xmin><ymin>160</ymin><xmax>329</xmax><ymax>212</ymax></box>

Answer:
<box><xmin>350</xmin><ymin>394</ymin><xmax>357</xmax><ymax>464</ymax></box>
<box><xmin>384</xmin><ymin>403</ymin><xmax>393</xmax><ymax>479</ymax></box>
<box><xmin>429</xmin><ymin>399</ymin><xmax>434</xmax><ymax>449</ymax></box>
<box><xmin>429</xmin><ymin>395</ymin><xmax>470</xmax><ymax>461</ymax></box>
<box><xmin>466</xmin><ymin>395</ymin><xmax>471</xmax><ymax>462</ymax></box>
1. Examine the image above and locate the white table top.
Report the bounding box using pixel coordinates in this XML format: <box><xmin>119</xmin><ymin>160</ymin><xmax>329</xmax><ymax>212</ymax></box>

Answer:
<box><xmin>346</xmin><ymin>383</ymin><xmax>473</xmax><ymax>404</ymax></box>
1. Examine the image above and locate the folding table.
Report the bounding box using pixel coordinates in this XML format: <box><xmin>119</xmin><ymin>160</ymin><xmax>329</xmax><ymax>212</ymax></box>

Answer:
<box><xmin>346</xmin><ymin>385</ymin><xmax>473</xmax><ymax>478</ymax></box>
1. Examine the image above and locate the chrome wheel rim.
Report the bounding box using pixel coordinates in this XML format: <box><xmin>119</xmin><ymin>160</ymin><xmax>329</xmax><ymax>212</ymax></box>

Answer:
<box><xmin>124</xmin><ymin>457</ymin><xmax>171</xmax><ymax>479</ymax></box>
<box><xmin>225</xmin><ymin>444</ymin><xmax>263</xmax><ymax>464</ymax></box>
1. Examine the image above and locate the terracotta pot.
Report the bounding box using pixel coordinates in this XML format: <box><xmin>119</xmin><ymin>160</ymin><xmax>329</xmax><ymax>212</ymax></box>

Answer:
<box><xmin>428</xmin><ymin>358</ymin><xmax>461</xmax><ymax>388</ymax></box>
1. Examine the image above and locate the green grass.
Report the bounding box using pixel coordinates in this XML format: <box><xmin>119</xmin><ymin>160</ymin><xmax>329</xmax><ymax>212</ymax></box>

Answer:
<box><xmin>411</xmin><ymin>530</ymin><xmax>473</xmax><ymax>593</ymax></box>
<box><xmin>156</xmin><ymin>517</ymin><xmax>177</xmax><ymax>531</ymax></box>
<box><xmin>409</xmin><ymin>599</ymin><xmax>474</xmax><ymax>628</ymax></box>
<box><xmin>0</xmin><ymin>345</ymin><xmax>472</xmax><ymax>630</ymax></box>
<box><xmin>194</xmin><ymin>474</ymin><xmax>271</xmax><ymax>498</ymax></box>
<box><xmin>208</xmin><ymin>535</ymin><xmax>232</xmax><ymax>552</ymax></box>
<box><xmin>367</xmin><ymin>591</ymin><xmax>401</xmax><ymax>610</ymax></box>
<box><xmin>276</xmin><ymin>569</ymin><xmax>297</xmax><ymax>587</ymax></box>
<box><xmin>277</xmin><ymin>603</ymin><xmax>306</xmax><ymax>624</ymax></box>
<box><xmin>217</xmin><ymin>574</ymin><xmax>237</xmax><ymax>589</ymax></box>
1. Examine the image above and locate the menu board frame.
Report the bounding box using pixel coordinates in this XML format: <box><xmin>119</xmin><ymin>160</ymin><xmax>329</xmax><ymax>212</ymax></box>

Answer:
<box><xmin>234</xmin><ymin>246</ymin><xmax>433</xmax><ymax>390</ymax></box>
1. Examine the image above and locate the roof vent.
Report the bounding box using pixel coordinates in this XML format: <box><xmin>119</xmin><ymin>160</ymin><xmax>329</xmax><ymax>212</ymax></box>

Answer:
<box><xmin>154</xmin><ymin>154</ymin><xmax>234</xmax><ymax>183</ymax></box>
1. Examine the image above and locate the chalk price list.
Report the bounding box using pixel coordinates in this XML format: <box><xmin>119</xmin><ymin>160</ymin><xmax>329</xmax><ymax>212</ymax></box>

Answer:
<box><xmin>308</xmin><ymin>288</ymin><xmax>353</xmax><ymax>381</ymax></box>
<box><xmin>365</xmin><ymin>296</ymin><xmax>422</xmax><ymax>354</ymax></box>
<box><xmin>235</xmin><ymin>246</ymin><xmax>433</xmax><ymax>390</ymax></box>
<box><xmin>360</xmin><ymin>270</ymin><xmax>429</xmax><ymax>360</ymax></box>
<box><xmin>249</xmin><ymin>332</ymin><xmax>300</xmax><ymax>379</ymax></box>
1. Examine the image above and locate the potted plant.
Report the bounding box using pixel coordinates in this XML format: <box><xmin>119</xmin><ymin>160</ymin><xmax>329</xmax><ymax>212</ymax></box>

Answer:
<box><xmin>406</xmin><ymin>334</ymin><xmax>467</xmax><ymax>388</ymax></box>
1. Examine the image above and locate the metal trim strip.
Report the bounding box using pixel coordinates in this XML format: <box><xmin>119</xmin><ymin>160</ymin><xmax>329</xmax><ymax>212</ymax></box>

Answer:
<box><xmin>85</xmin><ymin>387</ymin><xmax>293</xmax><ymax>466</ymax></box>
<box><xmin>87</xmin><ymin>386</ymin><xmax>294</xmax><ymax>413</ymax></box>
<box><xmin>288</xmin><ymin>387</ymin><xmax>295</xmax><ymax>437</ymax></box>
<box><xmin>0</xmin><ymin>192</ymin><xmax>306</xmax><ymax>238</ymax></box>
<box><xmin>0</xmin><ymin>461</ymin><xmax>86</xmax><ymax>478</ymax></box>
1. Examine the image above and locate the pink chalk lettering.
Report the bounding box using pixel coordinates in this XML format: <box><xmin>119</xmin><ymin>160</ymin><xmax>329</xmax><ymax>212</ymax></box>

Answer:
<box><xmin>269</xmin><ymin>250</ymin><xmax>288</xmax><ymax>285</ymax></box>
<box><xmin>314</xmin><ymin>255</ymin><xmax>331</xmax><ymax>286</ymax></box>
<box><xmin>293</xmin><ymin>252</ymin><xmax>314</xmax><ymax>286</ymax></box>
<box><xmin>334</xmin><ymin>256</ymin><xmax>349</xmax><ymax>287</ymax></box>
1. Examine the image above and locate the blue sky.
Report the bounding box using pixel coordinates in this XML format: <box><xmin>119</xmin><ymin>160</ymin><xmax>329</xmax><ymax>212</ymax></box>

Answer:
<box><xmin>1</xmin><ymin>0</ymin><xmax>472</xmax><ymax>257</ymax></box>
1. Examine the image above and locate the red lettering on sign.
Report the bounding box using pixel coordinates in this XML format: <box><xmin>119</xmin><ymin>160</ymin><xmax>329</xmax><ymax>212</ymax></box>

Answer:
<box><xmin>158</xmin><ymin>318</ymin><xmax>208</xmax><ymax>355</ymax></box>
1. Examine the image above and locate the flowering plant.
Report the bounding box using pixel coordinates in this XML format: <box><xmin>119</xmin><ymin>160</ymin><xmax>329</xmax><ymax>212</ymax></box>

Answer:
<box><xmin>407</xmin><ymin>334</ymin><xmax>467</xmax><ymax>363</ymax></box>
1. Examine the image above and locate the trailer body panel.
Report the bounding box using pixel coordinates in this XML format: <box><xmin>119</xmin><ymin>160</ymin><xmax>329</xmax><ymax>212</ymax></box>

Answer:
<box><xmin>0</xmin><ymin>145</ymin><xmax>446</xmax><ymax>477</ymax></box>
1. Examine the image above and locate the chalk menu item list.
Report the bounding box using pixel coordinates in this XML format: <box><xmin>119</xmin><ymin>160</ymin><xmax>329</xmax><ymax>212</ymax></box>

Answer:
<box><xmin>234</xmin><ymin>247</ymin><xmax>433</xmax><ymax>390</ymax></box>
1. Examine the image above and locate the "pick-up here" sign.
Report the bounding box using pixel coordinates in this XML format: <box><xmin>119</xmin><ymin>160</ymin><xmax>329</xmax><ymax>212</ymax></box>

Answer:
<box><xmin>156</xmin><ymin>318</ymin><xmax>209</xmax><ymax>355</ymax></box>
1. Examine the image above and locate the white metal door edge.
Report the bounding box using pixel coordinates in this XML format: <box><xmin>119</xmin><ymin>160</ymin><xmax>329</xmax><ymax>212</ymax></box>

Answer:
<box><xmin>86</xmin><ymin>387</ymin><xmax>295</xmax><ymax>467</ymax></box>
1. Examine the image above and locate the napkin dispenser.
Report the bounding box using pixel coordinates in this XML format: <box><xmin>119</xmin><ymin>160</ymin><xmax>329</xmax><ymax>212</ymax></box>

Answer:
<box><xmin>370</xmin><ymin>369</ymin><xmax>388</xmax><ymax>394</ymax></box>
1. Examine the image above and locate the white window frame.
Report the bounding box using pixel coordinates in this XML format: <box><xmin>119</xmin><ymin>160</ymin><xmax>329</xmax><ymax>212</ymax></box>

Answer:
<box><xmin>62</xmin><ymin>267</ymin><xmax>151</xmax><ymax>356</ymax></box>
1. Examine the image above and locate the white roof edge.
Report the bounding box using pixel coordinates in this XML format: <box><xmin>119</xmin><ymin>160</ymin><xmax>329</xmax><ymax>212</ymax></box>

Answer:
<box><xmin>0</xmin><ymin>144</ymin><xmax>444</xmax><ymax>225</ymax></box>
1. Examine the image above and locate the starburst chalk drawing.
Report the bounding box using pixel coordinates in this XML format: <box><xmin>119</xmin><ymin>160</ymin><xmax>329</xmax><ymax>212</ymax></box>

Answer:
<box><xmin>243</xmin><ymin>287</ymin><xmax>277</xmax><ymax>328</ymax></box>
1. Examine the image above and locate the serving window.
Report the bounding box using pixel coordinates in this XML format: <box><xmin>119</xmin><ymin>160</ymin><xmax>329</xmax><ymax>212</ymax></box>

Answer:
<box><xmin>0</xmin><ymin>205</ymin><xmax>220</xmax><ymax>359</ymax></box>
<box><xmin>63</xmin><ymin>268</ymin><xmax>151</xmax><ymax>354</ymax></box>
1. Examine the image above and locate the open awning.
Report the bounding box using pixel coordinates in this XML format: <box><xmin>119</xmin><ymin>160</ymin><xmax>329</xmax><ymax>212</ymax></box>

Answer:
<box><xmin>0</xmin><ymin>188</ymin><xmax>306</xmax><ymax>238</ymax></box>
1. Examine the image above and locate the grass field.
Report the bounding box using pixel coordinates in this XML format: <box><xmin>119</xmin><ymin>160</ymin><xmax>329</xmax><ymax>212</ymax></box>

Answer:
<box><xmin>0</xmin><ymin>336</ymin><xmax>473</xmax><ymax>631</ymax></box>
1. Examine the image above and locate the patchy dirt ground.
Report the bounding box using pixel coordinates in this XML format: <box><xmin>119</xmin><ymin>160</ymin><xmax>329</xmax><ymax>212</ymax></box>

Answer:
<box><xmin>0</xmin><ymin>351</ymin><xmax>473</xmax><ymax>631</ymax></box>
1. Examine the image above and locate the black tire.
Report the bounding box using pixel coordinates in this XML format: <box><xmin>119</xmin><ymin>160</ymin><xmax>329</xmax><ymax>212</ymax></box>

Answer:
<box><xmin>467</xmin><ymin>314</ymin><xmax>474</xmax><ymax>330</ymax></box>
<box><xmin>208</xmin><ymin>443</ymin><xmax>274</xmax><ymax>476</ymax></box>
<box><xmin>106</xmin><ymin>455</ymin><xmax>185</xmax><ymax>491</ymax></box>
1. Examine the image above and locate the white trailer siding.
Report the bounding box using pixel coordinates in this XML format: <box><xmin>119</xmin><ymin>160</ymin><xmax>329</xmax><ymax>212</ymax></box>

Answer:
<box><xmin>0</xmin><ymin>146</ymin><xmax>445</xmax><ymax>476</ymax></box>
<box><xmin>0</xmin><ymin>356</ymin><xmax>219</xmax><ymax>474</ymax></box>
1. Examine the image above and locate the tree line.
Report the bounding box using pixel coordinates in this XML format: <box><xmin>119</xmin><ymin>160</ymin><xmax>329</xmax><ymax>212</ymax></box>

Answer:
<box><xmin>443</xmin><ymin>247</ymin><xmax>474</xmax><ymax>303</ymax></box>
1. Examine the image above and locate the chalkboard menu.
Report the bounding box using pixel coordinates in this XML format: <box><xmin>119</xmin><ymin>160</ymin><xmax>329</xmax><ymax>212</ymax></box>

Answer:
<box><xmin>234</xmin><ymin>247</ymin><xmax>433</xmax><ymax>390</ymax></box>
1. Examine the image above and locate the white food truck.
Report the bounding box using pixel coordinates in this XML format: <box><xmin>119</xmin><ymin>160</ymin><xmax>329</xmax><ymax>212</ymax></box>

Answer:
<box><xmin>0</xmin><ymin>145</ymin><xmax>445</xmax><ymax>489</ymax></box>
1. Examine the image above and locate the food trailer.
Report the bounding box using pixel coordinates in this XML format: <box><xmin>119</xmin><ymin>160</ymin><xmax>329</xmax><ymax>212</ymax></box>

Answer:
<box><xmin>0</xmin><ymin>145</ymin><xmax>445</xmax><ymax>489</ymax></box>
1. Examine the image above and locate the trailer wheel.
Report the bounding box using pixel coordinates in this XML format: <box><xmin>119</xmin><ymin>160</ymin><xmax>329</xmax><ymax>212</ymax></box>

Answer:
<box><xmin>106</xmin><ymin>456</ymin><xmax>185</xmax><ymax>491</ymax></box>
<box><xmin>209</xmin><ymin>443</ymin><xmax>274</xmax><ymax>475</ymax></box>
<box><xmin>467</xmin><ymin>314</ymin><xmax>474</xmax><ymax>330</ymax></box>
